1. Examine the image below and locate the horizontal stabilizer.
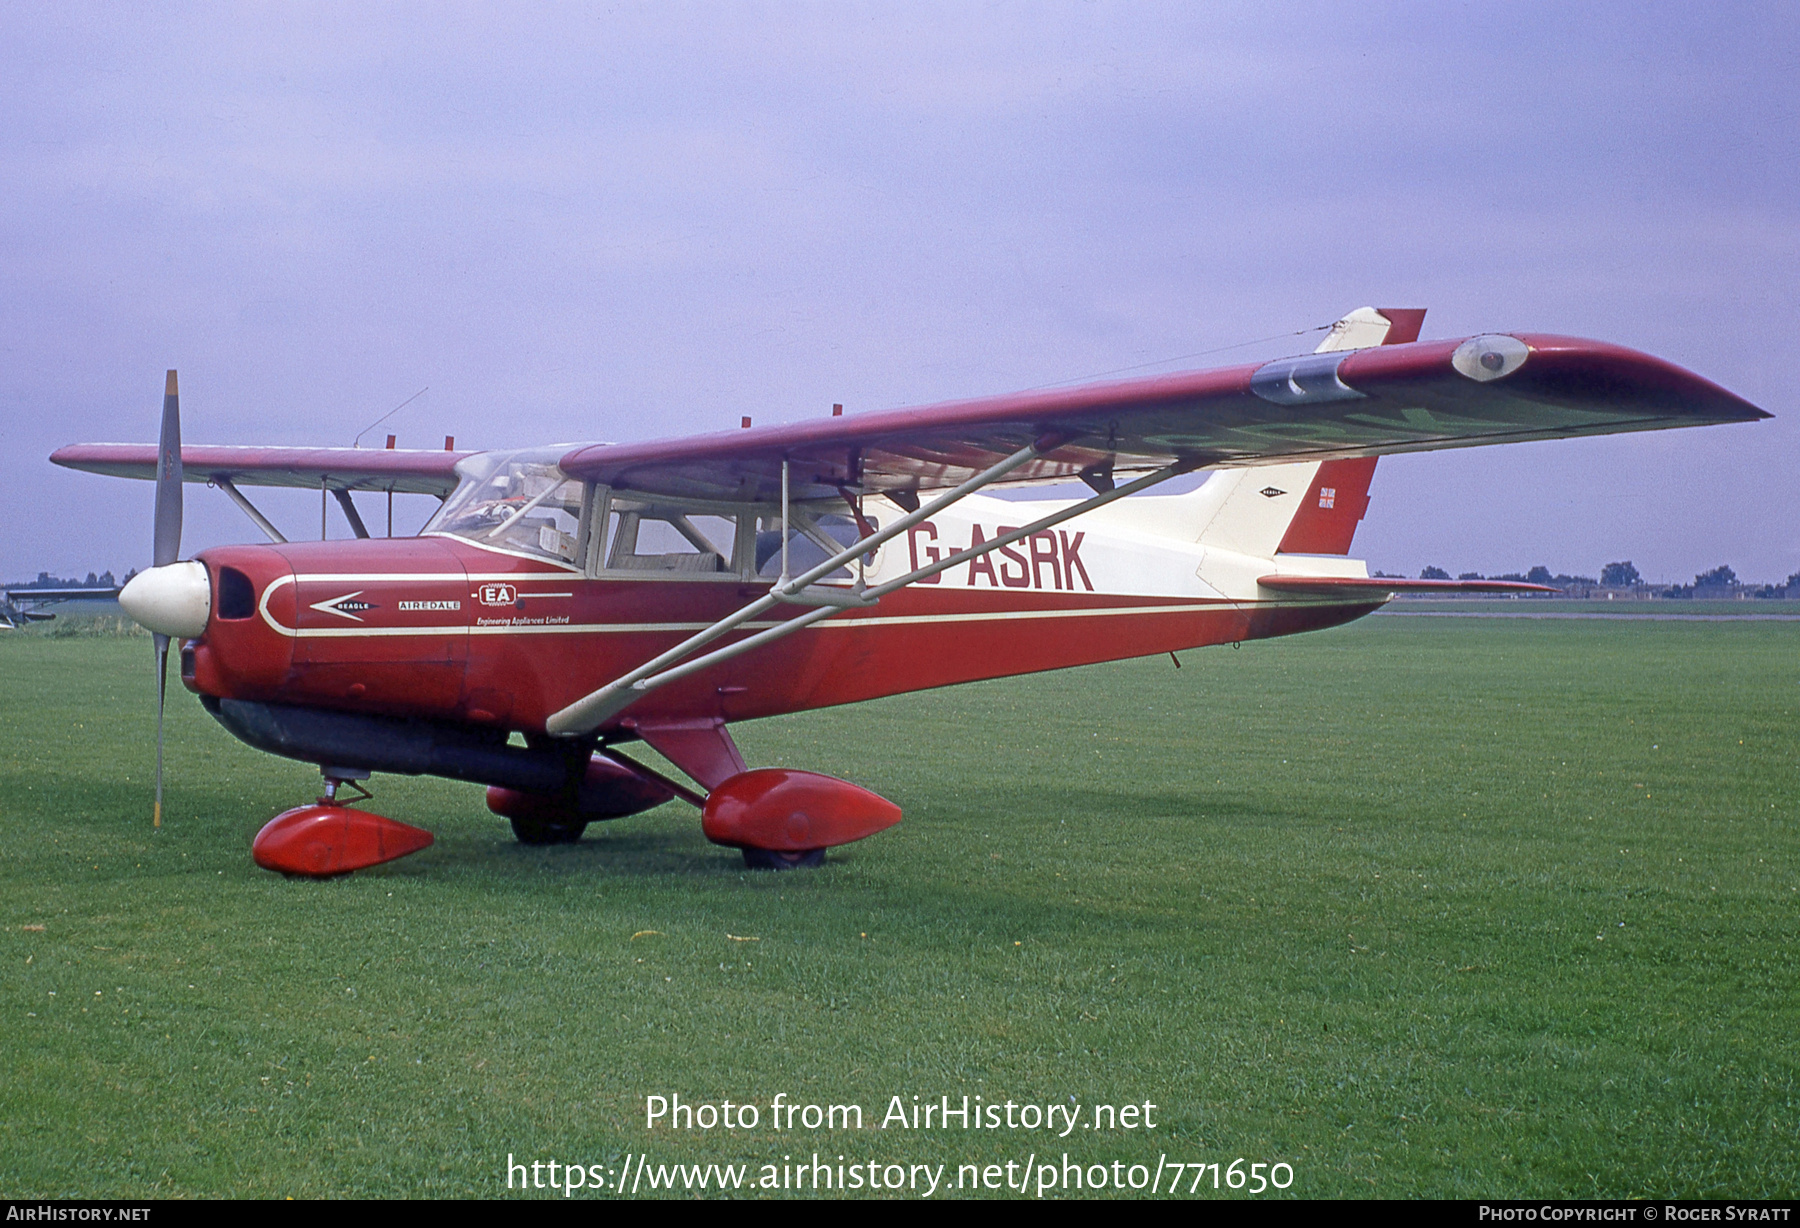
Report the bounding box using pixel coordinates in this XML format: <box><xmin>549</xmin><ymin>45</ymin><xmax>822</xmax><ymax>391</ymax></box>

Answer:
<box><xmin>1257</xmin><ymin>575</ymin><xmax>1556</xmax><ymax>595</ymax></box>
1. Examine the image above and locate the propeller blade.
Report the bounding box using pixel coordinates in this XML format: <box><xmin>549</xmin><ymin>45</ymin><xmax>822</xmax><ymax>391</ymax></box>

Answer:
<box><xmin>154</xmin><ymin>632</ymin><xmax>168</xmax><ymax>828</ymax></box>
<box><xmin>152</xmin><ymin>369</ymin><xmax>180</xmax><ymax>827</ymax></box>
<box><xmin>153</xmin><ymin>370</ymin><xmax>182</xmax><ymax>569</ymax></box>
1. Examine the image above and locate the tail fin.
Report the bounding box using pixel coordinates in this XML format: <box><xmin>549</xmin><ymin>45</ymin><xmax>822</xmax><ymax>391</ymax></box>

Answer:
<box><xmin>1190</xmin><ymin>306</ymin><xmax>1420</xmax><ymax>559</ymax></box>
<box><xmin>1314</xmin><ymin>306</ymin><xmax>1426</xmax><ymax>352</ymax></box>
<box><xmin>1276</xmin><ymin>457</ymin><xmax>1377</xmax><ymax>555</ymax></box>
<box><xmin>1189</xmin><ymin>463</ymin><xmax>1325</xmax><ymax>557</ymax></box>
<box><xmin>1188</xmin><ymin>457</ymin><xmax>1379</xmax><ymax>559</ymax></box>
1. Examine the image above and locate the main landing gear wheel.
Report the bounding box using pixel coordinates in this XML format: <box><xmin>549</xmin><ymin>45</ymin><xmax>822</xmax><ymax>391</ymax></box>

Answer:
<box><xmin>741</xmin><ymin>847</ymin><xmax>826</xmax><ymax>870</ymax></box>
<box><xmin>509</xmin><ymin>817</ymin><xmax>590</xmax><ymax>846</ymax></box>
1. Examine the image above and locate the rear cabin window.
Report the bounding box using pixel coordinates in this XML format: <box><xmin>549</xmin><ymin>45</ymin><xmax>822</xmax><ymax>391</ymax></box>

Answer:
<box><xmin>602</xmin><ymin>511</ymin><xmax>735</xmax><ymax>574</ymax></box>
<box><xmin>756</xmin><ymin>514</ymin><xmax>861</xmax><ymax>581</ymax></box>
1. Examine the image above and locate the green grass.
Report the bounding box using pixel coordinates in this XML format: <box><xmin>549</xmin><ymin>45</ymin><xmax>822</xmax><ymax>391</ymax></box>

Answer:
<box><xmin>4</xmin><ymin>613</ymin><xmax>145</xmax><ymax>638</ymax></box>
<box><xmin>1388</xmin><ymin>598</ymin><xmax>1791</xmax><ymax>615</ymax></box>
<box><xmin>1</xmin><ymin>620</ymin><xmax>1795</xmax><ymax>1198</ymax></box>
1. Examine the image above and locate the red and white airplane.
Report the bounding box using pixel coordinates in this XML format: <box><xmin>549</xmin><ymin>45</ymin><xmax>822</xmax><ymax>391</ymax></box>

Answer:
<box><xmin>53</xmin><ymin>308</ymin><xmax>1768</xmax><ymax>875</ymax></box>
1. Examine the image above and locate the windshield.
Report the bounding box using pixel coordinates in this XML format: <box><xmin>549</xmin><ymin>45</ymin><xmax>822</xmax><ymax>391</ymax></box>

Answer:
<box><xmin>425</xmin><ymin>450</ymin><xmax>584</xmax><ymax>564</ymax></box>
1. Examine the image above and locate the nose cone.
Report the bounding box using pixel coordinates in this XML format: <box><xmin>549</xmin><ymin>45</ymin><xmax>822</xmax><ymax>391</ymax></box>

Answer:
<box><xmin>120</xmin><ymin>560</ymin><xmax>211</xmax><ymax>639</ymax></box>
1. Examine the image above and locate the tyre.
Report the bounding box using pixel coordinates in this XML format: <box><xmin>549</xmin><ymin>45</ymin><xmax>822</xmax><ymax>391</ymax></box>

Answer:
<box><xmin>509</xmin><ymin>817</ymin><xmax>589</xmax><ymax>845</ymax></box>
<box><xmin>741</xmin><ymin>847</ymin><xmax>826</xmax><ymax>870</ymax></box>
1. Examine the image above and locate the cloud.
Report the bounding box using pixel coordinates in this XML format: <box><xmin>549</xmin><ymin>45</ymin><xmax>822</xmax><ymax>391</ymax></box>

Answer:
<box><xmin>4</xmin><ymin>3</ymin><xmax>1795</xmax><ymax>580</ymax></box>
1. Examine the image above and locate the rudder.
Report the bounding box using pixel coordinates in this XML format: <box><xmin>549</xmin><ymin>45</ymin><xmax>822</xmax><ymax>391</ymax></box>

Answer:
<box><xmin>1276</xmin><ymin>457</ymin><xmax>1377</xmax><ymax>555</ymax></box>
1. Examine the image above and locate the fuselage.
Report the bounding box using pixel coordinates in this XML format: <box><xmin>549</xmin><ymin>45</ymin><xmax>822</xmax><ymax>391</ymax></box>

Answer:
<box><xmin>183</xmin><ymin>482</ymin><xmax>1381</xmax><ymax>737</ymax></box>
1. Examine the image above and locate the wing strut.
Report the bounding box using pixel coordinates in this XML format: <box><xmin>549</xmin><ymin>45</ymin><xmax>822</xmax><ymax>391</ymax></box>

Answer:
<box><xmin>545</xmin><ymin>444</ymin><xmax>1199</xmax><ymax>736</ymax></box>
<box><xmin>549</xmin><ymin>436</ymin><xmax>1063</xmax><ymax>735</ymax></box>
<box><xmin>332</xmin><ymin>488</ymin><xmax>371</xmax><ymax>539</ymax></box>
<box><xmin>212</xmin><ymin>477</ymin><xmax>288</xmax><ymax>544</ymax></box>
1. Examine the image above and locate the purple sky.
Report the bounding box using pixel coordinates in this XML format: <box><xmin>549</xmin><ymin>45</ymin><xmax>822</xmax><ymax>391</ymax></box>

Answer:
<box><xmin>5</xmin><ymin>3</ymin><xmax>1795</xmax><ymax>584</ymax></box>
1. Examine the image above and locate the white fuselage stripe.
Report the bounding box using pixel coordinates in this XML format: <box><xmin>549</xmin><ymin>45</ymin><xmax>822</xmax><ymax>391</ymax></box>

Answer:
<box><xmin>258</xmin><ymin>599</ymin><xmax>1242</xmax><ymax>639</ymax></box>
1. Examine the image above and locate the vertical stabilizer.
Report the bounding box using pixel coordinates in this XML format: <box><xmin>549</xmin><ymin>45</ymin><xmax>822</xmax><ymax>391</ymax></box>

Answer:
<box><xmin>1276</xmin><ymin>458</ymin><xmax>1377</xmax><ymax>555</ymax></box>
<box><xmin>1192</xmin><ymin>461</ymin><xmax>1327</xmax><ymax>558</ymax></box>
<box><xmin>1155</xmin><ymin>308</ymin><xmax>1424</xmax><ymax>564</ymax></box>
<box><xmin>1314</xmin><ymin>306</ymin><xmax>1427</xmax><ymax>352</ymax></box>
<box><xmin>1265</xmin><ymin>306</ymin><xmax>1422</xmax><ymax>554</ymax></box>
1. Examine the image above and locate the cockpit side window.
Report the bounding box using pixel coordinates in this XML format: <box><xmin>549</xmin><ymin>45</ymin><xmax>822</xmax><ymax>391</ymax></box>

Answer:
<box><xmin>425</xmin><ymin>454</ymin><xmax>584</xmax><ymax>564</ymax></box>
<box><xmin>432</xmin><ymin>458</ymin><xmax>871</xmax><ymax>581</ymax></box>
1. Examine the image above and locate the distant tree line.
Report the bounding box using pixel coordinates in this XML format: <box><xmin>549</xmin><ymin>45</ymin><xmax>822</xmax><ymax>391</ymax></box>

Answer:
<box><xmin>1663</xmin><ymin>566</ymin><xmax>1800</xmax><ymax>600</ymax></box>
<box><xmin>1419</xmin><ymin>564</ymin><xmax>1597</xmax><ymax>589</ymax></box>
<box><xmin>1409</xmin><ymin>560</ymin><xmax>1800</xmax><ymax>598</ymax></box>
<box><xmin>7</xmin><ymin>569</ymin><xmax>130</xmax><ymax>589</ymax></box>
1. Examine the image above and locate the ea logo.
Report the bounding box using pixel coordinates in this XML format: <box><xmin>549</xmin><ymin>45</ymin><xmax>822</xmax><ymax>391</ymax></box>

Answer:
<box><xmin>478</xmin><ymin>583</ymin><xmax>518</xmax><ymax>607</ymax></box>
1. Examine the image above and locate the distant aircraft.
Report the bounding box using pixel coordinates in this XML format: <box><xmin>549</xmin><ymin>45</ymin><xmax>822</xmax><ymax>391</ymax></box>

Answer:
<box><xmin>52</xmin><ymin>308</ymin><xmax>1768</xmax><ymax>875</ymax></box>
<box><xmin>1</xmin><ymin>583</ymin><xmax>124</xmax><ymax>629</ymax></box>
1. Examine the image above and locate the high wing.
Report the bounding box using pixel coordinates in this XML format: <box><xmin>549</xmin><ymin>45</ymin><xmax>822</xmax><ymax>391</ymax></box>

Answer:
<box><xmin>556</xmin><ymin>333</ymin><xmax>1768</xmax><ymax>503</ymax></box>
<box><xmin>50</xmin><ymin>443</ymin><xmax>473</xmax><ymax>497</ymax></box>
<box><xmin>51</xmin><ymin>332</ymin><xmax>1767</xmax><ymax>507</ymax></box>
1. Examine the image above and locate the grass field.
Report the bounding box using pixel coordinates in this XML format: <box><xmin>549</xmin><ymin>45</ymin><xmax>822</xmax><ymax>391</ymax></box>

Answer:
<box><xmin>1</xmin><ymin>617</ymin><xmax>1795</xmax><ymax>1199</ymax></box>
